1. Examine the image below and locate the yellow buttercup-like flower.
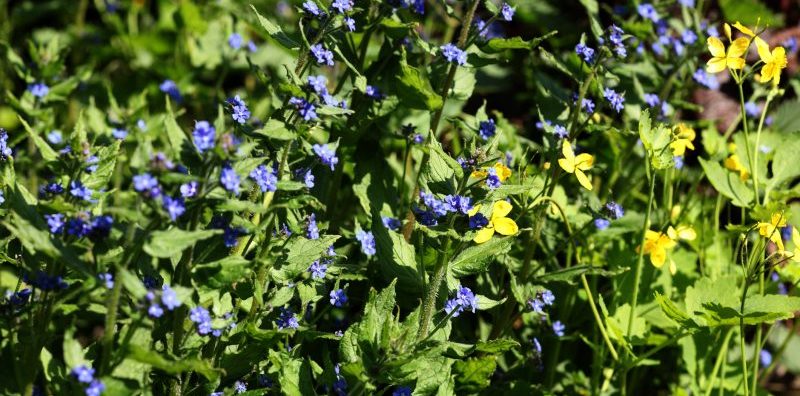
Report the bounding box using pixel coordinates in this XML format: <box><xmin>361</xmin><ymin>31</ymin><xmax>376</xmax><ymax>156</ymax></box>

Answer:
<box><xmin>471</xmin><ymin>162</ymin><xmax>512</xmax><ymax>182</ymax></box>
<box><xmin>640</xmin><ymin>230</ymin><xmax>678</xmax><ymax>269</ymax></box>
<box><xmin>670</xmin><ymin>124</ymin><xmax>696</xmax><ymax>156</ymax></box>
<box><xmin>724</xmin><ymin>154</ymin><xmax>750</xmax><ymax>180</ymax></box>
<box><xmin>754</xmin><ymin>37</ymin><xmax>788</xmax><ymax>86</ymax></box>
<box><xmin>731</xmin><ymin>21</ymin><xmax>756</xmax><ymax>38</ymax></box>
<box><xmin>706</xmin><ymin>36</ymin><xmax>749</xmax><ymax>73</ymax></box>
<box><xmin>758</xmin><ymin>213</ymin><xmax>787</xmax><ymax>251</ymax></box>
<box><xmin>558</xmin><ymin>140</ymin><xmax>594</xmax><ymax>190</ymax></box>
<box><xmin>667</xmin><ymin>225</ymin><xmax>697</xmax><ymax>242</ymax></box>
<box><xmin>469</xmin><ymin>201</ymin><xmax>519</xmax><ymax>244</ymax></box>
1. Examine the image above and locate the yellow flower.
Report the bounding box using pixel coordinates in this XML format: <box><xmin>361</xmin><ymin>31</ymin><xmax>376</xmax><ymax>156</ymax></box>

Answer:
<box><xmin>731</xmin><ymin>21</ymin><xmax>756</xmax><ymax>38</ymax></box>
<box><xmin>471</xmin><ymin>162</ymin><xmax>512</xmax><ymax>182</ymax></box>
<box><xmin>557</xmin><ymin>140</ymin><xmax>594</xmax><ymax>190</ymax></box>
<box><xmin>469</xmin><ymin>201</ymin><xmax>519</xmax><ymax>244</ymax></box>
<box><xmin>670</xmin><ymin>124</ymin><xmax>696</xmax><ymax>156</ymax></box>
<box><xmin>723</xmin><ymin>154</ymin><xmax>750</xmax><ymax>180</ymax></box>
<box><xmin>706</xmin><ymin>36</ymin><xmax>749</xmax><ymax>73</ymax></box>
<box><xmin>758</xmin><ymin>213</ymin><xmax>787</xmax><ymax>251</ymax></box>
<box><xmin>667</xmin><ymin>225</ymin><xmax>697</xmax><ymax>242</ymax></box>
<box><xmin>754</xmin><ymin>37</ymin><xmax>787</xmax><ymax>86</ymax></box>
<box><xmin>640</xmin><ymin>230</ymin><xmax>678</xmax><ymax>268</ymax></box>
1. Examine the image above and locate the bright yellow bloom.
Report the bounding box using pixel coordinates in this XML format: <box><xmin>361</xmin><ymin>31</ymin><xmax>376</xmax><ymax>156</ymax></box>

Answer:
<box><xmin>471</xmin><ymin>162</ymin><xmax>512</xmax><ymax>182</ymax></box>
<box><xmin>469</xmin><ymin>201</ymin><xmax>519</xmax><ymax>244</ymax></box>
<box><xmin>754</xmin><ymin>37</ymin><xmax>787</xmax><ymax>86</ymax></box>
<box><xmin>557</xmin><ymin>140</ymin><xmax>594</xmax><ymax>190</ymax></box>
<box><xmin>706</xmin><ymin>37</ymin><xmax>749</xmax><ymax>73</ymax></box>
<box><xmin>640</xmin><ymin>230</ymin><xmax>678</xmax><ymax>268</ymax></box>
<box><xmin>670</xmin><ymin>124</ymin><xmax>696</xmax><ymax>156</ymax></box>
<box><xmin>724</xmin><ymin>154</ymin><xmax>750</xmax><ymax>180</ymax></box>
<box><xmin>758</xmin><ymin>213</ymin><xmax>787</xmax><ymax>251</ymax></box>
<box><xmin>667</xmin><ymin>225</ymin><xmax>697</xmax><ymax>242</ymax></box>
<box><xmin>731</xmin><ymin>21</ymin><xmax>756</xmax><ymax>38</ymax></box>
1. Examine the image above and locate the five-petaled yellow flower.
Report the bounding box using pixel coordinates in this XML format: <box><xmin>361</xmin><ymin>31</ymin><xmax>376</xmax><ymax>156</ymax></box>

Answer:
<box><xmin>670</xmin><ymin>124</ymin><xmax>696</xmax><ymax>156</ymax></box>
<box><xmin>758</xmin><ymin>213</ymin><xmax>787</xmax><ymax>251</ymax></box>
<box><xmin>640</xmin><ymin>230</ymin><xmax>677</xmax><ymax>269</ymax></box>
<box><xmin>471</xmin><ymin>162</ymin><xmax>512</xmax><ymax>182</ymax></box>
<box><xmin>724</xmin><ymin>153</ymin><xmax>750</xmax><ymax>180</ymax></box>
<box><xmin>469</xmin><ymin>201</ymin><xmax>519</xmax><ymax>244</ymax></box>
<box><xmin>706</xmin><ymin>36</ymin><xmax>749</xmax><ymax>73</ymax></box>
<box><xmin>558</xmin><ymin>140</ymin><xmax>594</xmax><ymax>191</ymax></box>
<box><xmin>755</xmin><ymin>37</ymin><xmax>787</xmax><ymax>86</ymax></box>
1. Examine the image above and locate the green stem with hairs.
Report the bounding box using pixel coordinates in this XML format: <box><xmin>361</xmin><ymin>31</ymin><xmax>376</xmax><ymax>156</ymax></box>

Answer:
<box><xmin>627</xmin><ymin>164</ymin><xmax>656</xmax><ymax>337</ymax></box>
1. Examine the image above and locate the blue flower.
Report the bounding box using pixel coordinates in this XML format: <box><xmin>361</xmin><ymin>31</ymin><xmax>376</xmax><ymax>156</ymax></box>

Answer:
<box><xmin>575</xmin><ymin>43</ymin><xmax>595</xmax><ymax>63</ymax></box>
<box><xmin>303</xmin><ymin>1</ymin><xmax>323</xmax><ymax>17</ymax></box>
<box><xmin>444</xmin><ymin>286</ymin><xmax>479</xmax><ymax>317</ymax></box>
<box><xmin>307</xmin><ymin>213</ymin><xmax>320</xmax><ymax>239</ymax></box>
<box><xmin>47</xmin><ymin>130</ymin><xmax>63</xmax><ymax>145</ymax></box>
<box><xmin>419</xmin><ymin>191</ymin><xmax>448</xmax><ymax>217</ymax></box>
<box><xmin>308</xmin><ymin>75</ymin><xmax>328</xmax><ymax>95</ymax></box>
<box><xmin>44</xmin><ymin>182</ymin><xmax>64</xmax><ymax>195</ymax></box>
<box><xmin>310</xmin><ymin>44</ymin><xmax>334</xmax><ymax>66</ymax></box>
<box><xmin>28</xmin><ymin>82</ymin><xmax>49</xmax><ymax>99</ymax></box>
<box><xmin>784</xmin><ymin>37</ymin><xmax>798</xmax><ymax>54</ymax></box>
<box><xmin>234</xmin><ymin>381</ymin><xmax>247</xmax><ymax>394</ymax></box>
<box><xmin>66</xmin><ymin>217</ymin><xmax>91</xmax><ymax>237</ymax></box>
<box><xmin>289</xmin><ymin>97</ymin><xmax>318</xmax><ymax>121</ymax></box>
<box><xmin>552</xmin><ymin>320</ymin><xmax>565</xmax><ymax>337</ymax></box>
<box><xmin>89</xmin><ymin>215</ymin><xmax>113</xmax><ymax>240</ymax></box>
<box><xmin>604</xmin><ymin>201</ymin><xmax>624</xmax><ymax>219</ymax></box>
<box><xmin>412</xmin><ymin>134</ymin><xmax>424</xmax><ymax>144</ymax></box>
<box><xmin>85</xmin><ymin>380</ymin><xmax>105</xmax><ymax>396</ymax></box>
<box><xmin>760</xmin><ymin>350</ymin><xmax>772</xmax><ymax>367</ymax></box>
<box><xmin>250</xmin><ymin>164</ymin><xmax>278</xmax><ymax>193</ymax></box>
<box><xmin>161</xmin><ymin>284</ymin><xmax>181</xmax><ymax>310</ymax></box>
<box><xmin>608</xmin><ymin>25</ymin><xmax>624</xmax><ymax>46</ymax></box>
<box><xmin>681</xmin><ymin>29</ymin><xmax>697</xmax><ymax>45</ymax></box>
<box><xmin>190</xmin><ymin>306</ymin><xmax>213</xmax><ymax>335</ymax></box>
<box><xmin>331</xmin><ymin>0</ymin><xmax>353</xmax><ymax>13</ymax></box>
<box><xmin>382</xmin><ymin>216</ymin><xmax>401</xmax><ymax>231</ymax></box>
<box><xmin>247</xmin><ymin>40</ymin><xmax>258</xmax><ymax>52</ymax></box>
<box><xmin>541</xmin><ymin>289</ymin><xmax>555</xmax><ymax>305</ymax></box>
<box><xmin>70</xmin><ymin>181</ymin><xmax>93</xmax><ymax>201</ymax></box>
<box><xmin>276</xmin><ymin>307</ymin><xmax>299</xmax><ymax>330</ymax></box>
<box><xmin>192</xmin><ymin>121</ymin><xmax>216</xmax><ymax>153</ymax></box>
<box><xmin>674</xmin><ymin>156</ymin><xmax>684</xmax><ymax>169</ymax></box>
<box><xmin>0</xmin><ymin>129</ymin><xmax>12</xmax><ymax>159</ymax></box>
<box><xmin>228</xmin><ymin>33</ymin><xmax>243</xmax><ymax>50</ymax></box>
<box><xmin>228</xmin><ymin>95</ymin><xmax>251</xmax><ymax>124</ymax></box>
<box><xmin>745</xmin><ymin>102</ymin><xmax>760</xmax><ymax>117</ymax></box>
<box><xmin>344</xmin><ymin>17</ymin><xmax>356</xmax><ymax>32</ymax></box>
<box><xmin>111</xmin><ymin>127</ymin><xmax>128</xmax><ymax>140</ymax></box>
<box><xmin>148</xmin><ymin>304</ymin><xmax>164</xmax><ymax>318</ymax></box>
<box><xmin>303</xmin><ymin>169</ymin><xmax>315</xmax><ymax>188</ymax></box>
<box><xmin>159</xmin><ymin>79</ymin><xmax>182</xmax><ymax>102</ymax></box>
<box><xmin>163</xmin><ymin>196</ymin><xmax>186</xmax><ymax>221</ymax></box>
<box><xmin>553</xmin><ymin>125</ymin><xmax>568</xmax><ymax>139</ymax></box>
<box><xmin>644</xmin><ymin>93</ymin><xmax>660</xmax><ymax>108</ymax></box>
<box><xmin>330</xmin><ymin>289</ymin><xmax>347</xmax><ymax>307</ymax></box>
<box><xmin>469</xmin><ymin>213</ymin><xmax>489</xmax><ymax>229</ymax></box>
<box><xmin>444</xmin><ymin>194</ymin><xmax>473</xmax><ymax>214</ymax></box>
<box><xmin>582</xmin><ymin>98</ymin><xmax>595</xmax><ymax>114</ymax></box>
<box><xmin>692</xmin><ymin>69</ymin><xmax>720</xmax><ymax>90</ymax></box>
<box><xmin>356</xmin><ymin>229</ymin><xmax>376</xmax><ymax>256</ymax></box>
<box><xmin>220</xmin><ymin>165</ymin><xmax>241</xmax><ymax>195</ymax></box>
<box><xmin>486</xmin><ymin>167</ymin><xmax>501</xmax><ymax>189</ymax></box>
<box><xmin>365</xmin><ymin>85</ymin><xmax>383</xmax><ymax>100</ymax></box>
<box><xmin>441</xmin><ymin>43</ymin><xmax>467</xmax><ymax>65</ymax></box>
<box><xmin>501</xmin><ymin>3</ymin><xmax>514</xmax><ymax>21</ymax></box>
<box><xmin>45</xmin><ymin>213</ymin><xmax>65</xmax><ymax>234</ymax></box>
<box><xmin>532</xmin><ymin>337</ymin><xmax>542</xmax><ymax>356</ymax></box>
<box><xmin>392</xmin><ymin>386</ymin><xmax>412</xmax><ymax>396</ymax></box>
<box><xmin>133</xmin><ymin>173</ymin><xmax>159</xmax><ymax>195</ymax></box>
<box><xmin>679</xmin><ymin>0</ymin><xmax>695</xmax><ymax>6</ymax></box>
<box><xmin>137</xmin><ymin>119</ymin><xmax>147</xmax><ymax>131</ymax></box>
<box><xmin>478</xmin><ymin>119</ymin><xmax>496</xmax><ymax>140</ymax></box>
<box><xmin>8</xmin><ymin>288</ymin><xmax>31</xmax><ymax>306</ymax></box>
<box><xmin>180</xmin><ymin>181</ymin><xmax>198</xmax><ymax>198</ymax></box>
<box><xmin>594</xmin><ymin>218</ymin><xmax>610</xmax><ymax>230</ymax></box>
<box><xmin>528</xmin><ymin>297</ymin><xmax>545</xmax><ymax>314</ymax></box>
<box><xmin>71</xmin><ymin>365</ymin><xmax>95</xmax><ymax>384</ymax></box>
<box><xmin>312</xmin><ymin>143</ymin><xmax>339</xmax><ymax>170</ymax></box>
<box><xmin>308</xmin><ymin>260</ymin><xmax>328</xmax><ymax>279</ymax></box>
<box><xmin>98</xmin><ymin>273</ymin><xmax>114</xmax><ymax>289</ymax></box>
<box><xmin>637</xmin><ymin>3</ymin><xmax>659</xmax><ymax>22</ymax></box>
<box><xmin>603</xmin><ymin>88</ymin><xmax>625</xmax><ymax>113</ymax></box>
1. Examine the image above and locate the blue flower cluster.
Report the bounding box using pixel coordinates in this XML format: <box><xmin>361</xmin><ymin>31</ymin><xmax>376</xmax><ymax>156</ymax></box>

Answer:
<box><xmin>189</xmin><ymin>306</ymin><xmax>234</xmax><ymax>337</ymax></box>
<box><xmin>276</xmin><ymin>307</ymin><xmax>300</xmax><ymax>330</ymax></box>
<box><xmin>227</xmin><ymin>95</ymin><xmax>251</xmax><ymax>124</ymax></box>
<box><xmin>441</xmin><ymin>43</ymin><xmax>467</xmax><ymax>66</ymax></box>
<box><xmin>355</xmin><ymin>229</ymin><xmax>376</xmax><ymax>256</ymax></box>
<box><xmin>44</xmin><ymin>212</ymin><xmax>113</xmax><ymax>241</ymax></box>
<box><xmin>329</xmin><ymin>288</ymin><xmax>347</xmax><ymax>307</ymax></box>
<box><xmin>159</xmin><ymin>79</ymin><xmax>182</xmax><ymax>102</ymax></box>
<box><xmin>415</xmin><ymin>191</ymin><xmax>473</xmax><ymax>226</ymax></box>
<box><xmin>527</xmin><ymin>289</ymin><xmax>555</xmax><ymax>314</ymax></box>
<box><xmin>478</xmin><ymin>119</ymin><xmax>496</xmax><ymax>140</ymax></box>
<box><xmin>444</xmin><ymin>286</ymin><xmax>479</xmax><ymax>317</ymax></box>
<box><xmin>603</xmin><ymin>88</ymin><xmax>625</xmax><ymax>113</ymax></box>
<box><xmin>575</xmin><ymin>43</ymin><xmax>594</xmax><ymax>64</ymax></box>
<box><xmin>70</xmin><ymin>365</ymin><xmax>105</xmax><ymax>396</ymax></box>
<box><xmin>312</xmin><ymin>143</ymin><xmax>339</xmax><ymax>170</ymax></box>
<box><xmin>310</xmin><ymin>44</ymin><xmax>334</xmax><ymax>66</ymax></box>
<box><xmin>145</xmin><ymin>284</ymin><xmax>182</xmax><ymax>318</ymax></box>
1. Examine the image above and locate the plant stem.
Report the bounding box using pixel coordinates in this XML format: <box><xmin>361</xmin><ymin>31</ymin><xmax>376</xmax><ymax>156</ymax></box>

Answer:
<box><xmin>704</xmin><ymin>327</ymin><xmax>735</xmax><ymax>396</ymax></box>
<box><xmin>416</xmin><ymin>237</ymin><xmax>452</xmax><ymax>340</ymax></box>
<box><xmin>753</xmin><ymin>93</ymin><xmax>774</xmax><ymax>204</ymax></box>
<box><xmin>580</xmin><ymin>274</ymin><xmax>619</xmax><ymax>361</ymax></box>
<box><xmin>627</xmin><ymin>166</ymin><xmax>656</xmax><ymax>336</ymax></box>
<box><xmin>739</xmin><ymin>279</ymin><xmax>751</xmax><ymax>396</ymax></box>
<box><xmin>736</xmin><ymin>82</ymin><xmax>758</xmax><ymax>205</ymax></box>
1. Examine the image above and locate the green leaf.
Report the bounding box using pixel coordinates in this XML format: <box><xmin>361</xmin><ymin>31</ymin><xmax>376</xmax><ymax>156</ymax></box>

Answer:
<box><xmin>125</xmin><ymin>344</ymin><xmax>220</xmax><ymax>381</ymax></box>
<box><xmin>742</xmin><ymin>294</ymin><xmax>800</xmax><ymax>324</ymax></box>
<box><xmin>537</xmin><ymin>265</ymin><xmax>628</xmax><ymax>285</ymax></box>
<box><xmin>482</xmin><ymin>31</ymin><xmax>557</xmax><ymax>53</ymax></box>
<box><xmin>474</xmin><ymin>338</ymin><xmax>519</xmax><ymax>354</ymax></box>
<box><xmin>698</xmin><ymin>157</ymin><xmax>754</xmax><ymax>207</ymax></box>
<box><xmin>577</xmin><ymin>0</ymin><xmax>604</xmax><ymax>39</ymax></box>
<box><xmin>450</xmin><ymin>237</ymin><xmax>512</xmax><ymax>277</ymax></box>
<box><xmin>771</xmin><ymin>99</ymin><xmax>800</xmax><ymax>133</ymax></box>
<box><xmin>273</xmin><ymin>235</ymin><xmax>340</xmax><ymax>280</ymax></box>
<box><xmin>82</xmin><ymin>141</ymin><xmax>120</xmax><ymax>190</ymax></box>
<box><xmin>453</xmin><ymin>356</ymin><xmax>496</xmax><ymax>393</ymax></box>
<box><xmin>251</xmin><ymin>5</ymin><xmax>300</xmax><ymax>50</ymax></box>
<box><xmin>143</xmin><ymin>228</ymin><xmax>222</xmax><ymax>258</ymax></box>
<box><xmin>18</xmin><ymin>116</ymin><xmax>58</xmax><ymax>162</ymax></box>
<box><xmin>255</xmin><ymin>119</ymin><xmax>297</xmax><ymax>141</ymax></box>
<box><xmin>164</xmin><ymin>97</ymin><xmax>187</xmax><ymax>156</ymax></box>
<box><xmin>638</xmin><ymin>110</ymin><xmax>674</xmax><ymax>169</ymax></box>
<box><xmin>766</xmin><ymin>138</ymin><xmax>800</xmax><ymax>193</ymax></box>
<box><xmin>655</xmin><ymin>292</ymin><xmax>698</xmax><ymax>330</ymax></box>
<box><xmin>373</xmin><ymin>225</ymin><xmax>421</xmax><ymax>293</ymax></box>
<box><xmin>193</xmin><ymin>256</ymin><xmax>252</xmax><ymax>289</ymax></box>
<box><xmin>719</xmin><ymin>0</ymin><xmax>783</xmax><ymax>27</ymax></box>
<box><xmin>118</xmin><ymin>267</ymin><xmax>147</xmax><ymax>300</ymax></box>
<box><xmin>419</xmin><ymin>140</ymin><xmax>461</xmax><ymax>193</ymax></box>
<box><xmin>476</xmin><ymin>295</ymin><xmax>505</xmax><ymax>310</ymax></box>
<box><xmin>395</xmin><ymin>58</ymin><xmax>443</xmax><ymax>111</ymax></box>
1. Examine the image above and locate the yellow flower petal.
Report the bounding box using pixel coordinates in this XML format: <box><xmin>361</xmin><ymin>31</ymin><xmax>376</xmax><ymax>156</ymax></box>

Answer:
<box><xmin>706</xmin><ymin>57</ymin><xmax>727</xmax><ymax>73</ymax></box>
<box><xmin>707</xmin><ymin>37</ymin><xmax>726</xmax><ymax>58</ymax></box>
<box><xmin>493</xmin><ymin>163</ymin><xmax>512</xmax><ymax>181</ymax></box>
<box><xmin>575</xmin><ymin>169</ymin><xmax>593</xmax><ymax>190</ymax></box>
<box><xmin>467</xmin><ymin>204</ymin><xmax>482</xmax><ymax>217</ymax></box>
<box><xmin>473</xmin><ymin>227</ymin><xmax>495</xmax><ymax>244</ymax></box>
<box><xmin>493</xmin><ymin>217</ymin><xmax>518</xmax><ymax>236</ymax></box>
<box><xmin>650</xmin><ymin>247</ymin><xmax>667</xmax><ymax>268</ymax></box>
<box><xmin>562</xmin><ymin>140</ymin><xmax>575</xmax><ymax>162</ymax></box>
<box><xmin>755</xmin><ymin>36</ymin><xmax>772</xmax><ymax>62</ymax></box>
<box><xmin>574</xmin><ymin>153</ymin><xmax>594</xmax><ymax>171</ymax></box>
<box><xmin>558</xmin><ymin>158</ymin><xmax>574</xmax><ymax>173</ymax></box>
<box><xmin>724</xmin><ymin>23</ymin><xmax>732</xmax><ymax>41</ymax></box>
<box><xmin>727</xmin><ymin>37</ymin><xmax>750</xmax><ymax>59</ymax></box>
<box><xmin>669</xmin><ymin>260</ymin><xmax>677</xmax><ymax>275</ymax></box>
<box><xmin>492</xmin><ymin>200</ymin><xmax>512</xmax><ymax>219</ymax></box>
<box><xmin>732</xmin><ymin>21</ymin><xmax>755</xmax><ymax>37</ymax></box>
